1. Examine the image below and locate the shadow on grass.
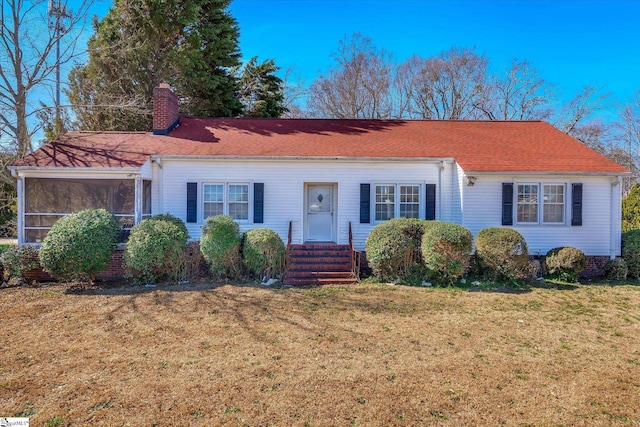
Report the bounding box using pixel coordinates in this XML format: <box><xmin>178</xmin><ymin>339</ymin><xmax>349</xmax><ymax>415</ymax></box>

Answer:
<box><xmin>66</xmin><ymin>281</ymin><xmax>215</xmax><ymax>296</ymax></box>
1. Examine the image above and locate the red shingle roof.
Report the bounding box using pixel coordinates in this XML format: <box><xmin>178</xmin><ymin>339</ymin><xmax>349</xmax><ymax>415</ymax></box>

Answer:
<box><xmin>12</xmin><ymin>118</ymin><xmax>628</xmax><ymax>174</ymax></box>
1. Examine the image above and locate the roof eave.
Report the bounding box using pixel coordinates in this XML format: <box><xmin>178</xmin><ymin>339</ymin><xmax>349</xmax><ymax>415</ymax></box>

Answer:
<box><xmin>9</xmin><ymin>165</ymin><xmax>142</xmax><ymax>172</ymax></box>
<box><xmin>151</xmin><ymin>155</ymin><xmax>456</xmax><ymax>162</ymax></box>
<box><xmin>461</xmin><ymin>170</ymin><xmax>630</xmax><ymax>176</ymax></box>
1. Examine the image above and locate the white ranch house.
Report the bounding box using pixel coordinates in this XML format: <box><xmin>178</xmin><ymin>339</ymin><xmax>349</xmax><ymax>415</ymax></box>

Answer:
<box><xmin>10</xmin><ymin>85</ymin><xmax>628</xmax><ymax>281</ymax></box>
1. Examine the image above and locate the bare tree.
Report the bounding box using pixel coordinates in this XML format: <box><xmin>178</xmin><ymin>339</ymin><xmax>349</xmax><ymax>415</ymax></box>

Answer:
<box><xmin>280</xmin><ymin>67</ymin><xmax>307</xmax><ymax>118</ymax></box>
<box><xmin>555</xmin><ymin>85</ymin><xmax>611</xmax><ymax>135</ymax></box>
<box><xmin>394</xmin><ymin>47</ymin><xmax>489</xmax><ymax>120</ymax></box>
<box><xmin>475</xmin><ymin>59</ymin><xmax>553</xmax><ymax>121</ymax></box>
<box><xmin>0</xmin><ymin>0</ymin><xmax>91</xmax><ymax>160</ymax></box>
<box><xmin>308</xmin><ymin>33</ymin><xmax>393</xmax><ymax>119</ymax></box>
<box><xmin>616</xmin><ymin>91</ymin><xmax>640</xmax><ymax>193</ymax></box>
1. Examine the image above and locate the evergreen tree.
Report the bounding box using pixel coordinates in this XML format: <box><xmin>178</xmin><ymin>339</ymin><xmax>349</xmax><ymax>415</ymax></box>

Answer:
<box><xmin>236</xmin><ymin>57</ymin><xmax>288</xmax><ymax>118</ymax></box>
<box><xmin>623</xmin><ymin>183</ymin><xmax>640</xmax><ymax>232</ymax></box>
<box><xmin>67</xmin><ymin>0</ymin><xmax>242</xmax><ymax>131</ymax></box>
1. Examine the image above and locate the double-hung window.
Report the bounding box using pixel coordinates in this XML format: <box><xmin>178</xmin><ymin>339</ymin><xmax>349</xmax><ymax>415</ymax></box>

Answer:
<box><xmin>516</xmin><ymin>183</ymin><xmax>565</xmax><ymax>225</ymax></box>
<box><xmin>203</xmin><ymin>183</ymin><xmax>249</xmax><ymax>221</ymax></box>
<box><xmin>374</xmin><ymin>184</ymin><xmax>421</xmax><ymax>221</ymax></box>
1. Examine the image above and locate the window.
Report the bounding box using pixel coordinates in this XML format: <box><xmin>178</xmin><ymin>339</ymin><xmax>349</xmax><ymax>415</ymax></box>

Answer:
<box><xmin>375</xmin><ymin>184</ymin><xmax>421</xmax><ymax>221</ymax></box>
<box><xmin>203</xmin><ymin>183</ymin><xmax>249</xmax><ymax>221</ymax></box>
<box><xmin>517</xmin><ymin>184</ymin><xmax>538</xmax><ymax>223</ymax></box>
<box><xmin>399</xmin><ymin>185</ymin><xmax>420</xmax><ymax>218</ymax></box>
<box><xmin>543</xmin><ymin>184</ymin><xmax>565</xmax><ymax>223</ymax></box>
<box><xmin>375</xmin><ymin>185</ymin><xmax>395</xmax><ymax>221</ymax></box>
<box><xmin>204</xmin><ymin>184</ymin><xmax>224</xmax><ymax>218</ymax></box>
<box><xmin>516</xmin><ymin>183</ymin><xmax>565</xmax><ymax>225</ymax></box>
<box><xmin>142</xmin><ymin>180</ymin><xmax>152</xmax><ymax>219</ymax></box>
<box><xmin>228</xmin><ymin>184</ymin><xmax>249</xmax><ymax>220</ymax></box>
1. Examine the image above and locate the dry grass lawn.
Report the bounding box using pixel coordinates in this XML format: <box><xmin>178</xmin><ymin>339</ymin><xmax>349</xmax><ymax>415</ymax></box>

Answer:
<box><xmin>1</xmin><ymin>281</ymin><xmax>639</xmax><ymax>426</ymax></box>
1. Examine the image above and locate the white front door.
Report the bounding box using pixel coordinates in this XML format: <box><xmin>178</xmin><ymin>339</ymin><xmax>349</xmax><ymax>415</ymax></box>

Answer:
<box><xmin>306</xmin><ymin>184</ymin><xmax>334</xmax><ymax>241</ymax></box>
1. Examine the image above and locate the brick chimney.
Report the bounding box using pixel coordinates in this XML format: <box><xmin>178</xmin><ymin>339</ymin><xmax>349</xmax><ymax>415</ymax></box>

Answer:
<box><xmin>153</xmin><ymin>83</ymin><xmax>179</xmax><ymax>135</ymax></box>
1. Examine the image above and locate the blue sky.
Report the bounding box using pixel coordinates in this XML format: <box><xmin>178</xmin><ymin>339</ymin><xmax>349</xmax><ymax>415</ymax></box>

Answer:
<box><xmin>89</xmin><ymin>0</ymin><xmax>639</xmax><ymax>119</ymax></box>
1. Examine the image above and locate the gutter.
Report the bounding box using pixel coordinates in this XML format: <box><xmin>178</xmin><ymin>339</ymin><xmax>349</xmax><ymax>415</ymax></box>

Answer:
<box><xmin>150</xmin><ymin>155</ymin><xmax>456</xmax><ymax>163</ymax></box>
<box><xmin>8</xmin><ymin>166</ymin><xmax>141</xmax><ymax>172</ymax></box>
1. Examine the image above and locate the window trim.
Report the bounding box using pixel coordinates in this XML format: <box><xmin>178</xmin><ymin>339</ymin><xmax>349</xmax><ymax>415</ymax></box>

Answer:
<box><xmin>372</xmin><ymin>182</ymin><xmax>423</xmax><ymax>223</ymax></box>
<box><xmin>515</xmin><ymin>181</ymin><xmax>567</xmax><ymax>226</ymax></box>
<box><xmin>202</xmin><ymin>181</ymin><xmax>252</xmax><ymax>223</ymax></box>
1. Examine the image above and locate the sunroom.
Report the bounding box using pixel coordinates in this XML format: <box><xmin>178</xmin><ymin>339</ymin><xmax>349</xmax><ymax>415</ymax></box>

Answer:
<box><xmin>11</xmin><ymin>168</ymin><xmax>152</xmax><ymax>244</ymax></box>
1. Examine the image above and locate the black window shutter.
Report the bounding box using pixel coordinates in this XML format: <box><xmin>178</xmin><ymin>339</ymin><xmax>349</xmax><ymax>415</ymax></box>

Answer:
<box><xmin>572</xmin><ymin>183</ymin><xmax>583</xmax><ymax>226</ymax></box>
<box><xmin>254</xmin><ymin>183</ymin><xmax>264</xmax><ymax>224</ymax></box>
<box><xmin>425</xmin><ymin>184</ymin><xmax>436</xmax><ymax>220</ymax></box>
<box><xmin>502</xmin><ymin>183</ymin><xmax>513</xmax><ymax>226</ymax></box>
<box><xmin>360</xmin><ymin>184</ymin><xmax>370</xmax><ymax>223</ymax></box>
<box><xmin>186</xmin><ymin>182</ymin><xmax>197</xmax><ymax>223</ymax></box>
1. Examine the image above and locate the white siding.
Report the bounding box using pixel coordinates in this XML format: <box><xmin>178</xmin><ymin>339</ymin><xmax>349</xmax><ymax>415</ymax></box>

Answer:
<box><xmin>139</xmin><ymin>159</ymin><xmax>152</xmax><ymax>179</ymax></box>
<box><xmin>461</xmin><ymin>174</ymin><xmax>620</xmax><ymax>256</ymax></box>
<box><xmin>156</xmin><ymin>159</ymin><xmax>446</xmax><ymax>250</ymax></box>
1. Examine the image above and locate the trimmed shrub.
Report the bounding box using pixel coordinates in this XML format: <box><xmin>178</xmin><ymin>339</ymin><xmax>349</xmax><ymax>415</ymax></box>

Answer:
<box><xmin>604</xmin><ymin>258</ymin><xmax>628</xmax><ymax>281</ymax></box>
<box><xmin>200</xmin><ymin>215</ymin><xmax>242</xmax><ymax>278</ymax></box>
<box><xmin>622</xmin><ymin>229</ymin><xmax>640</xmax><ymax>279</ymax></box>
<box><xmin>39</xmin><ymin>209</ymin><xmax>120</xmax><ymax>280</ymax></box>
<box><xmin>475</xmin><ymin>227</ymin><xmax>531</xmax><ymax>281</ymax></box>
<box><xmin>365</xmin><ymin>218</ymin><xmax>428</xmax><ymax>282</ymax></box>
<box><xmin>242</xmin><ymin>228</ymin><xmax>285</xmax><ymax>279</ymax></box>
<box><xmin>124</xmin><ymin>217</ymin><xmax>188</xmax><ymax>284</ymax></box>
<box><xmin>0</xmin><ymin>245</ymin><xmax>39</xmax><ymax>282</ymax></box>
<box><xmin>152</xmin><ymin>213</ymin><xmax>190</xmax><ymax>239</ymax></box>
<box><xmin>421</xmin><ymin>221</ymin><xmax>473</xmax><ymax>285</ymax></box>
<box><xmin>544</xmin><ymin>247</ymin><xmax>587</xmax><ymax>282</ymax></box>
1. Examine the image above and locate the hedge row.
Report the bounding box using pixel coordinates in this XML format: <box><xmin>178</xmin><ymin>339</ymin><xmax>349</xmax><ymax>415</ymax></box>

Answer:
<box><xmin>5</xmin><ymin>208</ymin><xmax>637</xmax><ymax>285</ymax></box>
<box><xmin>365</xmin><ymin>218</ymin><xmax>595</xmax><ymax>285</ymax></box>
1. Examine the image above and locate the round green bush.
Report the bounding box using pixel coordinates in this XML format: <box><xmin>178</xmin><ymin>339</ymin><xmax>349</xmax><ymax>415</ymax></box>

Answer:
<box><xmin>0</xmin><ymin>245</ymin><xmax>39</xmax><ymax>281</ymax></box>
<box><xmin>544</xmin><ymin>247</ymin><xmax>587</xmax><ymax>282</ymax></box>
<box><xmin>200</xmin><ymin>215</ymin><xmax>242</xmax><ymax>278</ymax></box>
<box><xmin>604</xmin><ymin>257</ymin><xmax>628</xmax><ymax>281</ymax></box>
<box><xmin>365</xmin><ymin>218</ymin><xmax>428</xmax><ymax>282</ymax></box>
<box><xmin>622</xmin><ymin>229</ymin><xmax>640</xmax><ymax>279</ymax></box>
<box><xmin>39</xmin><ymin>209</ymin><xmax>120</xmax><ymax>280</ymax></box>
<box><xmin>152</xmin><ymin>213</ymin><xmax>190</xmax><ymax>240</ymax></box>
<box><xmin>421</xmin><ymin>221</ymin><xmax>473</xmax><ymax>285</ymax></box>
<box><xmin>242</xmin><ymin>228</ymin><xmax>285</xmax><ymax>279</ymax></box>
<box><xmin>475</xmin><ymin>227</ymin><xmax>531</xmax><ymax>281</ymax></box>
<box><xmin>124</xmin><ymin>217</ymin><xmax>188</xmax><ymax>284</ymax></box>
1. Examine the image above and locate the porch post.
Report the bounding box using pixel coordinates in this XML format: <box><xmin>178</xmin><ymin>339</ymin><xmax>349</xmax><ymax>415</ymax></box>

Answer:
<box><xmin>134</xmin><ymin>175</ymin><xmax>143</xmax><ymax>224</ymax></box>
<box><xmin>16</xmin><ymin>174</ymin><xmax>23</xmax><ymax>244</ymax></box>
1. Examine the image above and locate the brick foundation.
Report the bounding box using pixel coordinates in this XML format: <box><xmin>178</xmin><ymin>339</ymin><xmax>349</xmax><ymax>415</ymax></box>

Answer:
<box><xmin>96</xmin><ymin>250</ymin><xmax>126</xmax><ymax>281</ymax></box>
<box><xmin>22</xmin><ymin>250</ymin><xmax>126</xmax><ymax>283</ymax></box>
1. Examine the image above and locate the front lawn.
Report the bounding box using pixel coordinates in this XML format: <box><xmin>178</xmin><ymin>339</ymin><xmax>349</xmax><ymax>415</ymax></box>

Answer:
<box><xmin>1</xmin><ymin>282</ymin><xmax>638</xmax><ymax>426</ymax></box>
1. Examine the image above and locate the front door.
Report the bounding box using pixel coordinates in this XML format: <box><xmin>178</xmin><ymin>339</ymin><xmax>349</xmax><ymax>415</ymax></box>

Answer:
<box><xmin>306</xmin><ymin>184</ymin><xmax>334</xmax><ymax>241</ymax></box>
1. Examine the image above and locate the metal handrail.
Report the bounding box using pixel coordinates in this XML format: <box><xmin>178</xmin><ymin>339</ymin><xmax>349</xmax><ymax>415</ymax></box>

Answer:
<box><xmin>348</xmin><ymin>221</ymin><xmax>359</xmax><ymax>280</ymax></box>
<box><xmin>284</xmin><ymin>220</ymin><xmax>293</xmax><ymax>274</ymax></box>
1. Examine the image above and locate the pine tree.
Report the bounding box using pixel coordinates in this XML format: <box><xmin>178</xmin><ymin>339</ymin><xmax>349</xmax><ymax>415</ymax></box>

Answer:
<box><xmin>236</xmin><ymin>57</ymin><xmax>288</xmax><ymax>118</ymax></box>
<box><xmin>67</xmin><ymin>0</ymin><xmax>242</xmax><ymax>131</ymax></box>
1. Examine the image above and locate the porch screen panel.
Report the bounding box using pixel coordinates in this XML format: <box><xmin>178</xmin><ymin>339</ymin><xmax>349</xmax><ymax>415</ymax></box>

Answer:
<box><xmin>24</xmin><ymin>178</ymin><xmax>135</xmax><ymax>243</ymax></box>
